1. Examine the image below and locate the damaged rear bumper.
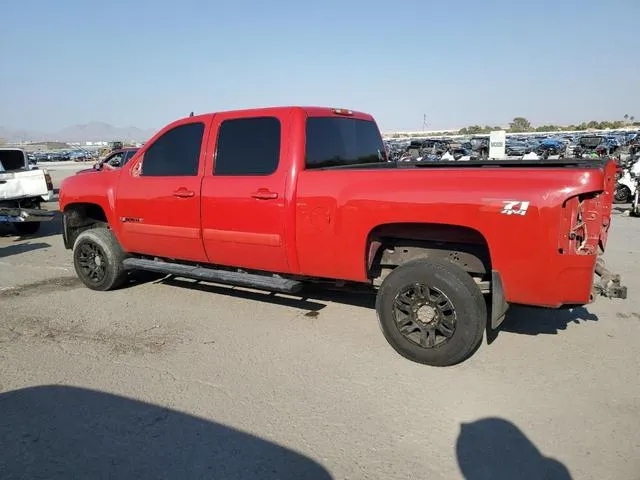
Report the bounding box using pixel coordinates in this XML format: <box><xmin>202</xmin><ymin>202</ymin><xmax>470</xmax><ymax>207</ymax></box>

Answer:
<box><xmin>592</xmin><ymin>258</ymin><xmax>627</xmax><ymax>300</ymax></box>
<box><xmin>0</xmin><ymin>207</ymin><xmax>56</xmax><ymax>223</ymax></box>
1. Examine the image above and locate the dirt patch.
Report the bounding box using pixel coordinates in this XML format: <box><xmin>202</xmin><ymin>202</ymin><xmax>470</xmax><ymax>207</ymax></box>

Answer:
<box><xmin>1</xmin><ymin>315</ymin><xmax>174</xmax><ymax>355</ymax></box>
<box><xmin>0</xmin><ymin>276</ymin><xmax>82</xmax><ymax>299</ymax></box>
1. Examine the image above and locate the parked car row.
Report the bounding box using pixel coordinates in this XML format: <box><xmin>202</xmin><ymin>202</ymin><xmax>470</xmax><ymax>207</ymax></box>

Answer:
<box><xmin>384</xmin><ymin>130</ymin><xmax>640</xmax><ymax>163</ymax></box>
<box><xmin>26</xmin><ymin>149</ymin><xmax>99</xmax><ymax>164</ymax></box>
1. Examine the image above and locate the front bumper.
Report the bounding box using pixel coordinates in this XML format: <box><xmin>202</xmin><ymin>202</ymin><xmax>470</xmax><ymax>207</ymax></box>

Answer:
<box><xmin>0</xmin><ymin>207</ymin><xmax>56</xmax><ymax>223</ymax></box>
<box><xmin>592</xmin><ymin>258</ymin><xmax>627</xmax><ymax>300</ymax></box>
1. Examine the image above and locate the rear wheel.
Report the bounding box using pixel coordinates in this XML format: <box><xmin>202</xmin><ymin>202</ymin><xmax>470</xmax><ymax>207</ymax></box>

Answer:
<box><xmin>14</xmin><ymin>222</ymin><xmax>40</xmax><ymax>235</ymax></box>
<box><xmin>73</xmin><ymin>228</ymin><xmax>127</xmax><ymax>291</ymax></box>
<box><xmin>375</xmin><ymin>259</ymin><xmax>486</xmax><ymax>366</ymax></box>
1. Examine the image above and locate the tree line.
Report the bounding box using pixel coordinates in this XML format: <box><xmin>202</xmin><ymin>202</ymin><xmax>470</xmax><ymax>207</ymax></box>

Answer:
<box><xmin>459</xmin><ymin>115</ymin><xmax>638</xmax><ymax>135</ymax></box>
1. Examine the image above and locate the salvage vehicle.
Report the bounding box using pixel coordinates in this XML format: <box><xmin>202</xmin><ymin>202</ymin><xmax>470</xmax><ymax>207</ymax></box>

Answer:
<box><xmin>469</xmin><ymin>137</ymin><xmax>489</xmax><ymax>159</ymax></box>
<box><xmin>59</xmin><ymin>106</ymin><xmax>628</xmax><ymax>366</ymax></box>
<box><xmin>536</xmin><ymin>138</ymin><xmax>566</xmax><ymax>158</ymax></box>
<box><xmin>0</xmin><ymin>148</ymin><xmax>55</xmax><ymax>234</ymax></box>
<box><xmin>614</xmin><ymin>156</ymin><xmax>640</xmax><ymax>203</ymax></box>
<box><xmin>574</xmin><ymin>135</ymin><xmax>615</xmax><ymax>158</ymax></box>
<box><xmin>505</xmin><ymin>140</ymin><xmax>528</xmax><ymax>157</ymax></box>
<box><xmin>75</xmin><ymin>147</ymin><xmax>139</xmax><ymax>175</ymax></box>
<box><xmin>630</xmin><ymin>160</ymin><xmax>640</xmax><ymax>217</ymax></box>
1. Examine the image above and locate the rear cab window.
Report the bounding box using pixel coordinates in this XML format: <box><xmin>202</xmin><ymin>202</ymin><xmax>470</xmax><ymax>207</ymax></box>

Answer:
<box><xmin>305</xmin><ymin>116</ymin><xmax>388</xmax><ymax>169</ymax></box>
<box><xmin>0</xmin><ymin>150</ymin><xmax>28</xmax><ymax>172</ymax></box>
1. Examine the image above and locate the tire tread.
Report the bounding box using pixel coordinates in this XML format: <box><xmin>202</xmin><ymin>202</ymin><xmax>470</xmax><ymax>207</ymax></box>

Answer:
<box><xmin>73</xmin><ymin>227</ymin><xmax>127</xmax><ymax>291</ymax></box>
<box><xmin>376</xmin><ymin>258</ymin><xmax>487</xmax><ymax>366</ymax></box>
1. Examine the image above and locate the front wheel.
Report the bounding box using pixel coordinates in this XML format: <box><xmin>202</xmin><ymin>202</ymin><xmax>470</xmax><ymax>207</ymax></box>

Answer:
<box><xmin>375</xmin><ymin>259</ymin><xmax>487</xmax><ymax>366</ymax></box>
<box><xmin>73</xmin><ymin>228</ymin><xmax>128</xmax><ymax>291</ymax></box>
<box><xmin>631</xmin><ymin>191</ymin><xmax>640</xmax><ymax>217</ymax></box>
<box><xmin>614</xmin><ymin>184</ymin><xmax>631</xmax><ymax>204</ymax></box>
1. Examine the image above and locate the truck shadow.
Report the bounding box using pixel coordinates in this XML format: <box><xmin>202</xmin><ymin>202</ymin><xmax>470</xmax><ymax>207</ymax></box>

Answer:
<box><xmin>0</xmin><ymin>213</ymin><xmax>63</xmax><ymax>240</ymax></box>
<box><xmin>497</xmin><ymin>305</ymin><xmax>598</xmax><ymax>336</ymax></box>
<box><xmin>0</xmin><ymin>385</ymin><xmax>333</xmax><ymax>480</ymax></box>
<box><xmin>0</xmin><ymin>241</ymin><xmax>51</xmax><ymax>259</ymax></box>
<box><xmin>157</xmin><ymin>277</ymin><xmax>376</xmax><ymax>313</ymax></box>
<box><xmin>612</xmin><ymin>204</ymin><xmax>630</xmax><ymax>215</ymax></box>
<box><xmin>155</xmin><ymin>277</ymin><xmax>598</xmax><ymax>333</ymax></box>
<box><xmin>456</xmin><ymin>417</ymin><xmax>571</xmax><ymax>480</ymax></box>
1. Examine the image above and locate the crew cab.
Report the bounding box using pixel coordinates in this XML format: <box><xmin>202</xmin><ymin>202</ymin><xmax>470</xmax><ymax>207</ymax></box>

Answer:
<box><xmin>59</xmin><ymin>106</ymin><xmax>627</xmax><ymax>366</ymax></box>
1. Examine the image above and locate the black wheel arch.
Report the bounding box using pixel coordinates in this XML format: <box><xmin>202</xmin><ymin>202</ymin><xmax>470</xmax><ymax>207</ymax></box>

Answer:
<box><xmin>63</xmin><ymin>202</ymin><xmax>109</xmax><ymax>249</ymax></box>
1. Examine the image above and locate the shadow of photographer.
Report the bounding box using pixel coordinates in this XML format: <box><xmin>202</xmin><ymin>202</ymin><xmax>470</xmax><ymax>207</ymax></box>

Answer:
<box><xmin>0</xmin><ymin>385</ymin><xmax>332</xmax><ymax>480</ymax></box>
<box><xmin>456</xmin><ymin>417</ymin><xmax>571</xmax><ymax>480</ymax></box>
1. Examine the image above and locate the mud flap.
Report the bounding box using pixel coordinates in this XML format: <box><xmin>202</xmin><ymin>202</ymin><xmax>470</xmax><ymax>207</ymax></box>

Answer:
<box><xmin>491</xmin><ymin>270</ymin><xmax>509</xmax><ymax>329</ymax></box>
<box><xmin>592</xmin><ymin>258</ymin><xmax>627</xmax><ymax>300</ymax></box>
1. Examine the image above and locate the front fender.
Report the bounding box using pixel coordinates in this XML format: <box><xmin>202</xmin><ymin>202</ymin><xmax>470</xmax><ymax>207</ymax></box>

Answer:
<box><xmin>59</xmin><ymin>170</ymin><xmax>123</xmax><ymax>245</ymax></box>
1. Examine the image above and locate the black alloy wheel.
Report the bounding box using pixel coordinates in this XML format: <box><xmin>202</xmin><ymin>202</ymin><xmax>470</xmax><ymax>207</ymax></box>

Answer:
<box><xmin>392</xmin><ymin>283</ymin><xmax>456</xmax><ymax>349</ymax></box>
<box><xmin>76</xmin><ymin>241</ymin><xmax>108</xmax><ymax>284</ymax></box>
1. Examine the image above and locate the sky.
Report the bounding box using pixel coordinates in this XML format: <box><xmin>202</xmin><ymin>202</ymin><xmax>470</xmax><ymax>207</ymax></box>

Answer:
<box><xmin>1</xmin><ymin>0</ymin><xmax>639</xmax><ymax>133</ymax></box>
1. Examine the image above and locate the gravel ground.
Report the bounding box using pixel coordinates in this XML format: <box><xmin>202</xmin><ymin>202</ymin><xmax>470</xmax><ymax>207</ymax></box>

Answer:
<box><xmin>1</xmin><ymin>164</ymin><xmax>639</xmax><ymax>480</ymax></box>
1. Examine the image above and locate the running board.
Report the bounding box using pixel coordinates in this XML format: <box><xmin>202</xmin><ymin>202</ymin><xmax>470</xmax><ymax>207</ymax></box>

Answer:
<box><xmin>122</xmin><ymin>258</ymin><xmax>303</xmax><ymax>294</ymax></box>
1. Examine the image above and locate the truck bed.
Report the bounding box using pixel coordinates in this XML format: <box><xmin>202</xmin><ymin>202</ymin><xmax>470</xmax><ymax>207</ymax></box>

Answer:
<box><xmin>401</xmin><ymin>158</ymin><xmax>607</xmax><ymax>169</ymax></box>
<box><xmin>0</xmin><ymin>169</ymin><xmax>50</xmax><ymax>200</ymax></box>
<box><xmin>317</xmin><ymin>159</ymin><xmax>607</xmax><ymax>170</ymax></box>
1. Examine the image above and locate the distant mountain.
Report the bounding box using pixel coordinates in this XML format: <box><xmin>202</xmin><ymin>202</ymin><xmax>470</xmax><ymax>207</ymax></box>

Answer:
<box><xmin>0</xmin><ymin>123</ymin><xmax>157</xmax><ymax>143</ymax></box>
<box><xmin>0</xmin><ymin>126</ymin><xmax>45</xmax><ymax>143</ymax></box>
<box><xmin>52</xmin><ymin>122</ymin><xmax>157</xmax><ymax>143</ymax></box>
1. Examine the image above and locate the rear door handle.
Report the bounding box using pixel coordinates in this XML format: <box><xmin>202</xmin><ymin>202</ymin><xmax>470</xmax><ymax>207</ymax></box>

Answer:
<box><xmin>173</xmin><ymin>188</ymin><xmax>195</xmax><ymax>198</ymax></box>
<box><xmin>250</xmin><ymin>189</ymin><xmax>278</xmax><ymax>200</ymax></box>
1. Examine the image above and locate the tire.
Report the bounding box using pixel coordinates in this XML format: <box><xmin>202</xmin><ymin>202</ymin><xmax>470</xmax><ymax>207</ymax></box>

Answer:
<box><xmin>614</xmin><ymin>185</ymin><xmax>631</xmax><ymax>204</ymax></box>
<box><xmin>14</xmin><ymin>222</ymin><xmax>40</xmax><ymax>235</ymax></box>
<box><xmin>631</xmin><ymin>191</ymin><xmax>640</xmax><ymax>217</ymax></box>
<box><xmin>375</xmin><ymin>258</ymin><xmax>486</xmax><ymax>367</ymax></box>
<box><xmin>72</xmin><ymin>227</ymin><xmax>128</xmax><ymax>291</ymax></box>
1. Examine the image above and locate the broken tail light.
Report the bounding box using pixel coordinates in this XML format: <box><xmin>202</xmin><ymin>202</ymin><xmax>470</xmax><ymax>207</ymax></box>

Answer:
<box><xmin>558</xmin><ymin>161</ymin><xmax>615</xmax><ymax>255</ymax></box>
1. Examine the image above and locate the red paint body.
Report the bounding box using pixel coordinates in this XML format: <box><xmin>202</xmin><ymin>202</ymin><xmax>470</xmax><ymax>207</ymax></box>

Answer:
<box><xmin>60</xmin><ymin>106</ymin><xmax>618</xmax><ymax>308</ymax></box>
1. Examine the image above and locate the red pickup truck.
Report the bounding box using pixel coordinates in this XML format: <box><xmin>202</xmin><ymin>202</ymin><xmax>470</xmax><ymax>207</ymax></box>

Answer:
<box><xmin>59</xmin><ymin>106</ymin><xmax>627</xmax><ymax>366</ymax></box>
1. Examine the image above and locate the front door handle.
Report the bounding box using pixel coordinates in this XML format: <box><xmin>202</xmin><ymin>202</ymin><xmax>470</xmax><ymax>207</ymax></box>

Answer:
<box><xmin>173</xmin><ymin>188</ymin><xmax>195</xmax><ymax>198</ymax></box>
<box><xmin>250</xmin><ymin>189</ymin><xmax>278</xmax><ymax>200</ymax></box>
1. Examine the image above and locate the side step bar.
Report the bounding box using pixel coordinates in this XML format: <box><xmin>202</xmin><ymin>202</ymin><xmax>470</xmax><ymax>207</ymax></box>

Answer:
<box><xmin>122</xmin><ymin>258</ymin><xmax>303</xmax><ymax>294</ymax></box>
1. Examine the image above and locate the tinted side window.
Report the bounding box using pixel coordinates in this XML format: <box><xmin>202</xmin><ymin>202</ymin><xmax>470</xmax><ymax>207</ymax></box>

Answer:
<box><xmin>214</xmin><ymin>117</ymin><xmax>280</xmax><ymax>175</ymax></box>
<box><xmin>141</xmin><ymin>123</ymin><xmax>204</xmax><ymax>176</ymax></box>
<box><xmin>305</xmin><ymin>117</ymin><xmax>387</xmax><ymax>169</ymax></box>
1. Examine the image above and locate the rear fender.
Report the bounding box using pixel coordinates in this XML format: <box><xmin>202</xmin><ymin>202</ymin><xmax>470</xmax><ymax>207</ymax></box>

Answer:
<box><xmin>559</xmin><ymin>159</ymin><xmax>617</xmax><ymax>255</ymax></box>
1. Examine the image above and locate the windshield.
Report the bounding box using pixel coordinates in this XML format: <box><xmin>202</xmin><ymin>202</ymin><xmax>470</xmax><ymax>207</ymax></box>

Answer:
<box><xmin>305</xmin><ymin>117</ymin><xmax>387</xmax><ymax>169</ymax></box>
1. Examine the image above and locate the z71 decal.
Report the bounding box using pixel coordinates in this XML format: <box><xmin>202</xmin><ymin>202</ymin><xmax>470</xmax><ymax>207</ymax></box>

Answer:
<box><xmin>501</xmin><ymin>201</ymin><xmax>530</xmax><ymax>216</ymax></box>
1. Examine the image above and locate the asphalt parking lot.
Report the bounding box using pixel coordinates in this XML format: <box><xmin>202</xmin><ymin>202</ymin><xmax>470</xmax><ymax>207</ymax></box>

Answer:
<box><xmin>1</xmin><ymin>163</ymin><xmax>639</xmax><ymax>479</ymax></box>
